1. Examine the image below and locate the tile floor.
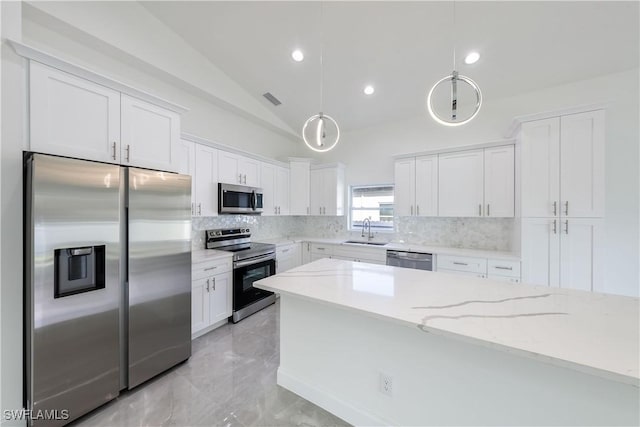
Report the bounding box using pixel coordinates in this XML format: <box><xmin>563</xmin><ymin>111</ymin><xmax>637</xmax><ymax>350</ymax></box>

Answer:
<box><xmin>74</xmin><ymin>301</ymin><xmax>349</xmax><ymax>427</ymax></box>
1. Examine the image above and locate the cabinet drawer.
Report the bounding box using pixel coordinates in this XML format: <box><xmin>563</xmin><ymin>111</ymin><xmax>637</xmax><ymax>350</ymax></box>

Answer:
<box><xmin>487</xmin><ymin>259</ymin><xmax>521</xmax><ymax>278</ymax></box>
<box><xmin>192</xmin><ymin>257</ymin><xmax>232</xmax><ymax>280</ymax></box>
<box><xmin>332</xmin><ymin>246</ymin><xmax>386</xmax><ymax>263</ymax></box>
<box><xmin>438</xmin><ymin>269</ymin><xmax>486</xmax><ymax>279</ymax></box>
<box><xmin>277</xmin><ymin>244</ymin><xmax>298</xmax><ymax>259</ymax></box>
<box><xmin>437</xmin><ymin>255</ymin><xmax>487</xmax><ymax>274</ymax></box>
<box><xmin>310</xmin><ymin>243</ymin><xmax>334</xmax><ymax>255</ymax></box>
<box><xmin>488</xmin><ymin>274</ymin><xmax>521</xmax><ymax>284</ymax></box>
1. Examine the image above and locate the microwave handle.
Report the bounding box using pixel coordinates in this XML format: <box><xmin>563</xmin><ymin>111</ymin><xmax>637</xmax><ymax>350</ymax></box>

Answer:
<box><xmin>251</xmin><ymin>190</ymin><xmax>257</xmax><ymax>211</ymax></box>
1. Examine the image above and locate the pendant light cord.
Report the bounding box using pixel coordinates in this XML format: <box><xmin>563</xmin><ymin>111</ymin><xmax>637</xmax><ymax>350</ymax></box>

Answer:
<box><xmin>319</xmin><ymin>0</ymin><xmax>324</xmax><ymax>113</ymax></box>
<box><xmin>452</xmin><ymin>0</ymin><xmax>457</xmax><ymax>71</ymax></box>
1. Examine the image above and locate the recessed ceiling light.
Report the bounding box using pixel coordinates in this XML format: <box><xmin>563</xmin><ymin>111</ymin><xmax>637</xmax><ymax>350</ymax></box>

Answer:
<box><xmin>464</xmin><ymin>52</ymin><xmax>480</xmax><ymax>65</ymax></box>
<box><xmin>291</xmin><ymin>49</ymin><xmax>304</xmax><ymax>62</ymax></box>
<box><xmin>363</xmin><ymin>85</ymin><xmax>375</xmax><ymax>95</ymax></box>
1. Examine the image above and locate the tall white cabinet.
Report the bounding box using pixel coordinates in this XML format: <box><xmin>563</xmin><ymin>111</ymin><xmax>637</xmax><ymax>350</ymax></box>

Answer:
<box><xmin>176</xmin><ymin>139</ymin><xmax>218</xmax><ymax>217</ymax></box>
<box><xmin>261</xmin><ymin>162</ymin><xmax>290</xmax><ymax>216</ymax></box>
<box><xmin>519</xmin><ymin>109</ymin><xmax>605</xmax><ymax>292</ymax></box>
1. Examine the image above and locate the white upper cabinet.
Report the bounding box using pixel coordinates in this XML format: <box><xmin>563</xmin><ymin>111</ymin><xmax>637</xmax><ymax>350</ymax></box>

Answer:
<box><xmin>394</xmin><ymin>158</ymin><xmax>416</xmax><ymax>216</ymax></box>
<box><xmin>218</xmin><ymin>151</ymin><xmax>261</xmax><ymax>187</ymax></box>
<box><xmin>176</xmin><ymin>139</ymin><xmax>196</xmax><ymax>213</ymax></box>
<box><xmin>484</xmin><ymin>145</ymin><xmax>515</xmax><ymax>217</ymax></box>
<box><xmin>438</xmin><ymin>149</ymin><xmax>485</xmax><ymax>217</ymax></box>
<box><xmin>30</xmin><ymin>61</ymin><xmax>121</xmax><ymax>164</ymax></box>
<box><xmin>30</xmin><ymin>62</ymin><xmax>182</xmax><ymax>172</ymax></box>
<box><xmin>394</xmin><ymin>156</ymin><xmax>437</xmax><ymax>217</ymax></box>
<box><xmin>121</xmin><ymin>94</ymin><xmax>180</xmax><ymax>172</ymax></box>
<box><xmin>259</xmin><ymin>162</ymin><xmax>290</xmax><ymax>216</ymax></box>
<box><xmin>310</xmin><ymin>165</ymin><xmax>345</xmax><ymax>216</ymax></box>
<box><xmin>520</xmin><ymin>110</ymin><xmax>604</xmax><ymax>218</ymax></box>
<box><xmin>559</xmin><ymin>111</ymin><xmax>605</xmax><ymax>218</ymax></box>
<box><xmin>415</xmin><ymin>155</ymin><xmax>438</xmax><ymax>217</ymax></box>
<box><xmin>194</xmin><ymin>144</ymin><xmax>219</xmax><ymax>217</ymax></box>
<box><xmin>289</xmin><ymin>160</ymin><xmax>311</xmax><ymax>215</ymax></box>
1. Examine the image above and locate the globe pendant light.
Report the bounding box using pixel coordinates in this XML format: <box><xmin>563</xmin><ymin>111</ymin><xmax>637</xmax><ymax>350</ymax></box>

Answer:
<box><xmin>426</xmin><ymin>1</ymin><xmax>482</xmax><ymax>126</ymax></box>
<box><xmin>302</xmin><ymin>1</ymin><xmax>340</xmax><ymax>152</ymax></box>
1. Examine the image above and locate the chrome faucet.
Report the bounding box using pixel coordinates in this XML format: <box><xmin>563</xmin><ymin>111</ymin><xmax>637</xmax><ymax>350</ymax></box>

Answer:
<box><xmin>361</xmin><ymin>217</ymin><xmax>373</xmax><ymax>241</ymax></box>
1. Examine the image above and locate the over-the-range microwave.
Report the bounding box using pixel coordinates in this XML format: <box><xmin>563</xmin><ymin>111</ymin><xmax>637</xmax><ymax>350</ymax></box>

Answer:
<box><xmin>218</xmin><ymin>183</ymin><xmax>263</xmax><ymax>214</ymax></box>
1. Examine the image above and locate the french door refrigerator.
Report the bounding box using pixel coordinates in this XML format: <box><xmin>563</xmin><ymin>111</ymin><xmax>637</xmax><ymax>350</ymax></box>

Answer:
<box><xmin>24</xmin><ymin>153</ymin><xmax>191</xmax><ymax>426</ymax></box>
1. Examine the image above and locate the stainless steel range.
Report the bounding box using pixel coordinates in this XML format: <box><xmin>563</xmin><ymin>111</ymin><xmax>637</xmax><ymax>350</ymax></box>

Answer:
<box><xmin>206</xmin><ymin>228</ymin><xmax>276</xmax><ymax>323</ymax></box>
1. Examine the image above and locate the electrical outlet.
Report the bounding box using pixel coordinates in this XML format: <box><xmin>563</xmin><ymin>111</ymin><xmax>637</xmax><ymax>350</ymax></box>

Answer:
<box><xmin>379</xmin><ymin>373</ymin><xmax>393</xmax><ymax>396</ymax></box>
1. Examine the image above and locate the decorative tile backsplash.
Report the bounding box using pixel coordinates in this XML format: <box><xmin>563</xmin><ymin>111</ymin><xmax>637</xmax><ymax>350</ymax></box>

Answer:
<box><xmin>192</xmin><ymin>215</ymin><xmax>514</xmax><ymax>251</ymax></box>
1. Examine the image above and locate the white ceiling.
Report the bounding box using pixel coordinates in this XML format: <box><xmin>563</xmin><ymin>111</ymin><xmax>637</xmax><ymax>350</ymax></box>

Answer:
<box><xmin>141</xmin><ymin>1</ymin><xmax>639</xmax><ymax>133</ymax></box>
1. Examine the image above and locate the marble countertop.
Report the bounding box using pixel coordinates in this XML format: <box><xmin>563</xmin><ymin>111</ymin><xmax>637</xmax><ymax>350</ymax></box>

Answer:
<box><xmin>191</xmin><ymin>248</ymin><xmax>232</xmax><ymax>263</ymax></box>
<box><xmin>255</xmin><ymin>236</ymin><xmax>520</xmax><ymax>261</ymax></box>
<box><xmin>255</xmin><ymin>258</ymin><xmax>639</xmax><ymax>386</ymax></box>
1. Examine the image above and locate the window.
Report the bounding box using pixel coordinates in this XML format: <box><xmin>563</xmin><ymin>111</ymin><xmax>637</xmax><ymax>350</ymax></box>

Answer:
<box><xmin>350</xmin><ymin>185</ymin><xmax>394</xmax><ymax>231</ymax></box>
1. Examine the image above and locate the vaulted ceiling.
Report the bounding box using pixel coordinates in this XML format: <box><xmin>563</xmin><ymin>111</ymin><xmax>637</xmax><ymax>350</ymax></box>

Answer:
<box><xmin>141</xmin><ymin>1</ymin><xmax>639</xmax><ymax>133</ymax></box>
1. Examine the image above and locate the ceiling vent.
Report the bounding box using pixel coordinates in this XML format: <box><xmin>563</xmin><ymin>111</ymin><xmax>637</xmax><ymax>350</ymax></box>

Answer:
<box><xmin>263</xmin><ymin>92</ymin><xmax>282</xmax><ymax>106</ymax></box>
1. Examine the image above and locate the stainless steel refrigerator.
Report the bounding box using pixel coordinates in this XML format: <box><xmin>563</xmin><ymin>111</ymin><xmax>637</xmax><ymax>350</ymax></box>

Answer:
<box><xmin>24</xmin><ymin>153</ymin><xmax>191</xmax><ymax>426</ymax></box>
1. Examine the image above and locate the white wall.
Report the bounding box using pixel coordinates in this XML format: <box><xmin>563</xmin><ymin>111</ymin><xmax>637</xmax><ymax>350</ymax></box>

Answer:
<box><xmin>315</xmin><ymin>68</ymin><xmax>640</xmax><ymax>296</ymax></box>
<box><xmin>1</xmin><ymin>1</ymin><xmax>25</xmax><ymax>424</ymax></box>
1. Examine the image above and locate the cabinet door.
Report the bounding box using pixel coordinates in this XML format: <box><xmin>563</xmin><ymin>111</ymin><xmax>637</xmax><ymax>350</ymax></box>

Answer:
<box><xmin>218</xmin><ymin>151</ymin><xmax>241</xmax><ymax>184</ymax></box>
<box><xmin>194</xmin><ymin>144</ymin><xmax>218</xmax><ymax>217</ymax></box>
<box><xmin>310</xmin><ymin>169</ymin><xmax>323</xmax><ymax>215</ymax></box>
<box><xmin>290</xmin><ymin>161</ymin><xmax>310</xmax><ymax>215</ymax></box>
<box><xmin>521</xmin><ymin>218</ymin><xmax>560</xmax><ymax>287</ymax></box>
<box><xmin>415</xmin><ymin>155</ymin><xmax>438</xmax><ymax>217</ymax></box>
<box><xmin>301</xmin><ymin>242</ymin><xmax>312</xmax><ymax>264</ymax></box>
<box><xmin>394</xmin><ymin>158</ymin><xmax>416</xmax><ymax>216</ymax></box>
<box><xmin>323</xmin><ymin>168</ymin><xmax>339</xmax><ymax>216</ymax></box>
<box><xmin>521</xmin><ymin>118</ymin><xmax>560</xmax><ymax>217</ymax></box>
<box><xmin>176</xmin><ymin>139</ymin><xmax>196</xmax><ymax>215</ymax></box>
<box><xmin>209</xmin><ymin>273</ymin><xmax>232</xmax><ymax>324</ymax></box>
<box><xmin>191</xmin><ymin>277</ymin><xmax>210</xmax><ymax>334</ymax></box>
<box><xmin>240</xmin><ymin>157</ymin><xmax>261</xmax><ymax>187</ymax></box>
<box><xmin>560</xmin><ymin>111</ymin><xmax>605</xmax><ymax>218</ymax></box>
<box><xmin>261</xmin><ymin>163</ymin><xmax>277</xmax><ymax>216</ymax></box>
<box><xmin>121</xmin><ymin>94</ymin><xmax>180</xmax><ymax>172</ymax></box>
<box><xmin>438</xmin><ymin>150</ymin><xmax>484</xmax><ymax>217</ymax></box>
<box><xmin>484</xmin><ymin>145</ymin><xmax>515</xmax><ymax>217</ymax></box>
<box><xmin>30</xmin><ymin>62</ymin><xmax>121</xmax><ymax>163</ymax></box>
<box><xmin>559</xmin><ymin>218</ymin><xmax>603</xmax><ymax>292</ymax></box>
<box><xmin>277</xmin><ymin>167</ymin><xmax>291</xmax><ymax>215</ymax></box>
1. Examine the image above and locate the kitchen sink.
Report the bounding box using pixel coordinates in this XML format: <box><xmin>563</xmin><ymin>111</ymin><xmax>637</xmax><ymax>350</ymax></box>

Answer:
<box><xmin>343</xmin><ymin>240</ymin><xmax>387</xmax><ymax>246</ymax></box>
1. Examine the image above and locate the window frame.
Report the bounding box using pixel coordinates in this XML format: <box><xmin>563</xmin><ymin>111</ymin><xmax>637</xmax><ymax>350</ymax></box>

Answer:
<box><xmin>349</xmin><ymin>184</ymin><xmax>395</xmax><ymax>232</ymax></box>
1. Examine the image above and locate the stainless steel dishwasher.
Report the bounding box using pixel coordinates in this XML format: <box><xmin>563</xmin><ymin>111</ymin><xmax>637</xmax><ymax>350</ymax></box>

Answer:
<box><xmin>386</xmin><ymin>250</ymin><xmax>433</xmax><ymax>271</ymax></box>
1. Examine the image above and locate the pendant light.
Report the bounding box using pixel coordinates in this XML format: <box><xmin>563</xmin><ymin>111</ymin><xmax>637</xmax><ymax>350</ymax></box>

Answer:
<box><xmin>426</xmin><ymin>1</ymin><xmax>482</xmax><ymax>127</ymax></box>
<box><xmin>302</xmin><ymin>1</ymin><xmax>340</xmax><ymax>152</ymax></box>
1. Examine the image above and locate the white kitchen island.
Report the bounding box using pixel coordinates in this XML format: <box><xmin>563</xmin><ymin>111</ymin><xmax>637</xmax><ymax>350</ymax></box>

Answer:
<box><xmin>255</xmin><ymin>258</ymin><xmax>639</xmax><ymax>426</ymax></box>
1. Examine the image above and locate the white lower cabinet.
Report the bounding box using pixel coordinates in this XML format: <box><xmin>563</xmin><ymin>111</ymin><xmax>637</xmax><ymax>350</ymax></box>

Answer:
<box><xmin>192</xmin><ymin>256</ymin><xmax>233</xmax><ymax>337</ymax></box>
<box><xmin>521</xmin><ymin>218</ymin><xmax>602</xmax><ymax>291</ymax></box>
<box><xmin>437</xmin><ymin>254</ymin><xmax>521</xmax><ymax>282</ymax></box>
<box><xmin>277</xmin><ymin>243</ymin><xmax>302</xmax><ymax>273</ymax></box>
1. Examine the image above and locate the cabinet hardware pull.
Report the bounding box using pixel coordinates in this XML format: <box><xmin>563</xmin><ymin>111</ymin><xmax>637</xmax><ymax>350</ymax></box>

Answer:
<box><xmin>453</xmin><ymin>262</ymin><xmax>468</xmax><ymax>266</ymax></box>
<box><xmin>564</xmin><ymin>220</ymin><xmax>569</xmax><ymax>234</ymax></box>
<box><xmin>552</xmin><ymin>201</ymin><xmax>557</xmax><ymax>216</ymax></box>
<box><xmin>410</xmin><ymin>205</ymin><xmax>413</xmax><ymax>216</ymax></box>
<box><xmin>126</xmin><ymin>144</ymin><xmax>131</xmax><ymax>162</ymax></box>
<box><xmin>495</xmin><ymin>266</ymin><xmax>513</xmax><ymax>270</ymax></box>
<box><xmin>191</xmin><ymin>203</ymin><xmax>194</xmax><ymax>216</ymax></box>
<box><xmin>198</xmin><ymin>203</ymin><xmax>202</xmax><ymax>216</ymax></box>
<box><xmin>306</xmin><ymin>206</ymin><xmax>309</xmax><ymax>214</ymax></box>
<box><xmin>282</xmin><ymin>249</ymin><xmax>289</xmax><ymax>253</ymax></box>
<box><xmin>479</xmin><ymin>204</ymin><xmax>482</xmax><ymax>216</ymax></box>
<box><xmin>552</xmin><ymin>219</ymin><xmax>557</xmax><ymax>234</ymax></box>
<box><xmin>239</xmin><ymin>173</ymin><xmax>242</xmax><ymax>183</ymax></box>
<box><xmin>317</xmin><ymin>247</ymin><xmax>325</xmax><ymax>251</ymax></box>
<box><xmin>206</xmin><ymin>279</ymin><xmax>210</xmax><ymax>292</ymax></box>
<box><xmin>416</xmin><ymin>205</ymin><xmax>420</xmax><ymax>216</ymax></box>
<box><xmin>564</xmin><ymin>201</ymin><xmax>569</xmax><ymax>216</ymax></box>
<box><xmin>319</xmin><ymin>207</ymin><xmax>322</xmax><ymax>214</ymax></box>
<box><xmin>275</xmin><ymin>207</ymin><xmax>278</xmax><ymax>214</ymax></box>
<box><xmin>112</xmin><ymin>142</ymin><xmax>117</xmax><ymax>160</ymax></box>
<box><xmin>212</xmin><ymin>277</ymin><xmax>216</xmax><ymax>291</ymax></box>
<box><xmin>487</xmin><ymin>204</ymin><xmax>490</xmax><ymax>217</ymax></box>
<box><xmin>204</xmin><ymin>266</ymin><xmax>217</xmax><ymax>271</ymax></box>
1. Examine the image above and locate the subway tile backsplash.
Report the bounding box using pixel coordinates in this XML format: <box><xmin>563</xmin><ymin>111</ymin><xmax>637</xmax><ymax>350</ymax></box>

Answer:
<box><xmin>192</xmin><ymin>216</ymin><xmax>514</xmax><ymax>252</ymax></box>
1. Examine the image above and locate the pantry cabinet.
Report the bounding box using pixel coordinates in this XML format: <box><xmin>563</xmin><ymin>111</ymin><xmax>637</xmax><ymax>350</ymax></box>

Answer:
<box><xmin>30</xmin><ymin>61</ymin><xmax>181</xmax><ymax>172</ymax></box>
<box><xmin>262</xmin><ymin>163</ymin><xmax>290</xmax><ymax>216</ymax></box>
<box><xmin>310</xmin><ymin>164</ymin><xmax>345</xmax><ymax>216</ymax></box>
<box><xmin>394</xmin><ymin>155</ymin><xmax>438</xmax><ymax>217</ymax></box>
<box><xmin>218</xmin><ymin>151</ymin><xmax>261</xmax><ymax>187</ymax></box>
<box><xmin>520</xmin><ymin>110</ymin><xmax>604</xmax><ymax>218</ymax></box>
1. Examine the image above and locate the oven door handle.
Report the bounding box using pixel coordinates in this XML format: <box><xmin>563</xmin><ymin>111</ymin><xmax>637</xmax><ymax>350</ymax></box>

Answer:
<box><xmin>234</xmin><ymin>253</ymin><xmax>275</xmax><ymax>269</ymax></box>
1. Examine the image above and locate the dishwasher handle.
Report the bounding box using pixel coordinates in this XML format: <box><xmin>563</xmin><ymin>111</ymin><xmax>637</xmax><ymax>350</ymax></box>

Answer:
<box><xmin>386</xmin><ymin>250</ymin><xmax>433</xmax><ymax>262</ymax></box>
